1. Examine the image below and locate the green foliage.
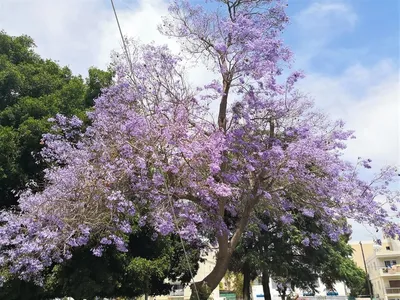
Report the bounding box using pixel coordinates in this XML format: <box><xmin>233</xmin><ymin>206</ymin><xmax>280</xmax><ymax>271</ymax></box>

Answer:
<box><xmin>0</xmin><ymin>126</ymin><xmax>19</xmax><ymax>180</ymax></box>
<box><xmin>0</xmin><ymin>31</ymin><xmax>38</xmax><ymax>65</ymax></box>
<box><xmin>230</xmin><ymin>212</ymin><xmax>367</xmax><ymax>299</ymax></box>
<box><xmin>85</xmin><ymin>67</ymin><xmax>114</xmax><ymax>107</ymax></box>
<box><xmin>0</xmin><ymin>226</ymin><xmax>203</xmax><ymax>300</ymax></box>
<box><xmin>316</xmin><ymin>240</ymin><xmax>368</xmax><ymax>297</ymax></box>
<box><xmin>223</xmin><ymin>271</ymin><xmax>244</xmax><ymax>297</ymax></box>
<box><xmin>0</xmin><ymin>31</ymin><xmax>113</xmax><ymax>208</ymax></box>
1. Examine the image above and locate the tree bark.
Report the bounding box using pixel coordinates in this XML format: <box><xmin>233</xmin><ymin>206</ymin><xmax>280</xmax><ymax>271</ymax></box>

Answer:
<box><xmin>218</xmin><ymin>80</ymin><xmax>231</xmax><ymax>132</ymax></box>
<box><xmin>262</xmin><ymin>271</ymin><xmax>272</xmax><ymax>300</ymax></box>
<box><xmin>190</xmin><ymin>240</ymin><xmax>232</xmax><ymax>300</ymax></box>
<box><xmin>189</xmin><ymin>190</ymin><xmax>263</xmax><ymax>300</ymax></box>
<box><xmin>243</xmin><ymin>261</ymin><xmax>251</xmax><ymax>300</ymax></box>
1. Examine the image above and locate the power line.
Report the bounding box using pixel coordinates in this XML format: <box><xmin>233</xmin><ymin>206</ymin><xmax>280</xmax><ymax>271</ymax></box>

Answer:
<box><xmin>110</xmin><ymin>0</ymin><xmax>134</xmax><ymax>76</ymax></box>
<box><xmin>164</xmin><ymin>180</ymin><xmax>201</xmax><ymax>300</ymax></box>
<box><xmin>109</xmin><ymin>3</ymin><xmax>202</xmax><ymax>300</ymax></box>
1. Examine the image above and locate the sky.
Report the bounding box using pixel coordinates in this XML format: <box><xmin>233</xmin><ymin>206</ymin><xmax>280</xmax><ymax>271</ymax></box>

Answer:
<box><xmin>0</xmin><ymin>0</ymin><xmax>399</xmax><ymax>241</ymax></box>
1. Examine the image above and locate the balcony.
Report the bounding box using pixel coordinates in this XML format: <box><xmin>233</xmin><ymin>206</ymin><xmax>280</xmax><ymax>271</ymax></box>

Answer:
<box><xmin>386</xmin><ymin>288</ymin><xmax>400</xmax><ymax>295</ymax></box>
<box><xmin>368</xmin><ymin>265</ymin><xmax>400</xmax><ymax>279</ymax></box>
<box><xmin>381</xmin><ymin>265</ymin><xmax>400</xmax><ymax>276</ymax></box>
<box><xmin>375</xmin><ymin>248</ymin><xmax>400</xmax><ymax>258</ymax></box>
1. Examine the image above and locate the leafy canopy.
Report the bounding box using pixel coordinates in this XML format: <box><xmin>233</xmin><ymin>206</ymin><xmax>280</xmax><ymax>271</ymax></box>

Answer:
<box><xmin>229</xmin><ymin>211</ymin><xmax>368</xmax><ymax>299</ymax></box>
<box><xmin>0</xmin><ymin>30</ymin><xmax>113</xmax><ymax>208</ymax></box>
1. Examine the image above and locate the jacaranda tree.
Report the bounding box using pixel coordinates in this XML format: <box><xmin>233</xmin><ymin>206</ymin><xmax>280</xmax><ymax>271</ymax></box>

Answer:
<box><xmin>0</xmin><ymin>1</ymin><xmax>399</xmax><ymax>300</ymax></box>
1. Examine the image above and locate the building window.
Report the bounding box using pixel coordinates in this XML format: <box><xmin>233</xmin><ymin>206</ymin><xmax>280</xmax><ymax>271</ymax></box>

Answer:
<box><xmin>386</xmin><ymin>246</ymin><xmax>391</xmax><ymax>250</ymax></box>
<box><xmin>384</xmin><ymin>260</ymin><xmax>396</xmax><ymax>267</ymax></box>
<box><xmin>385</xmin><ymin>261</ymin><xmax>390</xmax><ymax>267</ymax></box>
<box><xmin>389</xmin><ymin>280</ymin><xmax>400</xmax><ymax>288</ymax></box>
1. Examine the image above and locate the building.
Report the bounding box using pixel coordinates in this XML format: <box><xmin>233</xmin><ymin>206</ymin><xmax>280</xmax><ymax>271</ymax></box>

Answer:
<box><xmin>349</xmin><ymin>240</ymin><xmax>391</xmax><ymax>270</ymax></box>
<box><xmin>157</xmin><ymin>249</ymin><xmax>220</xmax><ymax>300</ymax></box>
<box><xmin>252</xmin><ymin>277</ymin><xmax>348</xmax><ymax>300</ymax></box>
<box><xmin>365</xmin><ymin>239</ymin><xmax>400</xmax><ymax>300</ymax></box>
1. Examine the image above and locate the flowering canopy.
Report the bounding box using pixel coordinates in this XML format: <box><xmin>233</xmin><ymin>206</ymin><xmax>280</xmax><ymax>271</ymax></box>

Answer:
<box><xmin>1</xmin><ymin>0</ymin><xmax>399</xmax><ymax>290</ymax></box>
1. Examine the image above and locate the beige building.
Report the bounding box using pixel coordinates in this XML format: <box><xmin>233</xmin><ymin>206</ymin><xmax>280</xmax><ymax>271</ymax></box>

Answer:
<box><xmin>156</xmin><ymin>249</ymin><xmax>219</xmax><ymax>300</ymax></box>
<box><xmin>363</xmin><ymin>239</ymin><xmax>400</xmax><ymax>300</ymax></box>
<box><xmin>350</xmin><ymin>240</ymin><xmax>391</xmax><ymax>270</ymax></box>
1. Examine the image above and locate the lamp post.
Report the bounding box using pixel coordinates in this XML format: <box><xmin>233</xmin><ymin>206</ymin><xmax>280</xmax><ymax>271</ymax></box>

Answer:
<box><xmin>359</xmin><ymin>241</ymin><xmax>373</xmax><ymax>300</ymax></box>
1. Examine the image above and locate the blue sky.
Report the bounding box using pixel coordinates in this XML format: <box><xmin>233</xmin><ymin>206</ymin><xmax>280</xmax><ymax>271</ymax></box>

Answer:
<box><xmin>285</xmin><ymin>0</ymin><xmax>399</xmax><ymax>76</ymax></box>
<box><xmin>0</xmin><ymin>0</ymin><xmax>399</xmax><ymax>241</ymax></box>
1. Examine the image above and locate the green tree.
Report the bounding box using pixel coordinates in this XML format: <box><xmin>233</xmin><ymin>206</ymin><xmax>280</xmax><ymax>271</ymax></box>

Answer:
<box><xmin>316</xmin><ymin>241</ymin><xmax>369</xmax><ymax>297</ymax></box>
<box><xmin>0</xmin><ymin>225</ymin><xmax>203</xmax><ymax>300</ymax></box>
<box><xmin>222</xmin><ymin>271</ymin><xmax>244</xmax><ymax>298</ymax></box>
<box><xmin>228</xmin><ymin>240</ymin><xmax>258</xmax><ymax>300</ymax></box>
<box><xmin>230</xmin><ymin>211</ymin><xmax>367</xmax><ymax>300</ymax></box>
<box><xmin>0</xmin><ymin>30</ymin><xmax>113</xmax><ymax>208</ymax></box>
<box><xmin>84</xmin><ymin>66</ymin><xmax>114</xmax><ymax>107</ymax></box>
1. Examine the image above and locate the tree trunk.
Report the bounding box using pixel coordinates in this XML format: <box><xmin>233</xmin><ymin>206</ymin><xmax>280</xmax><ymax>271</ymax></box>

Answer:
<box><xmin>262</xmin><ymin>271</ymin><xmax>272</xmax><ymax>300</ymax></box>
<box><xmin>243</xmin><ymin>261</ymin><xmax>251</xmax><ymax>300</ymax></box>
<box><xmin>218</xmin><ymin>80</ymin><xmax>231</xmax><ymax>132</ymax></box>
<box><xmin>190</xmin><ymin>246</ymin><xmax>232</xmax><ymax>300</ymax></box>
<box><xmin>189</xmin><ymin>182</ymin><xmax>262</xmax><ymax>300</ymax></box>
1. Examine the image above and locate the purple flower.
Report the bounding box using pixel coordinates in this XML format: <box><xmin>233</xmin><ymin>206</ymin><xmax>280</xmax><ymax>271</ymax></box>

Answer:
<box><xmin>118</xmin><ymin>220</ymin><xmax>132</xmax><ymax>234</ymax></box>
<box><xmin>301</xmin><ymin>208</ymin><xmax>315</xmax><ymax>218</ymax></box>
<box><xmin>91</xmin><ymin>247</ymin><xmax>104</xmax><ymax>257</ymax></box>
<box><xmin>280</xmin><ymin>214</ymin><xmax>294</xmax><ymax>225</ymax></box>
<box><xmin>138</xmin><ymin>216</ymin><xmax>147</xmax><ymax>227</ymax></box>
<box><xmin>210</xmin><ymin>162</ymin><xmax>221</xmax><ymax>174</ymax></box>
<box><xmin>302</xmin><ymin>237</ymin><xmax>310</xmax><ymax>247</ymax></box>
<box><xmin>100</xmin><ymin>238</ymin><xmax>112</xmax><ymax>245</ymax></box>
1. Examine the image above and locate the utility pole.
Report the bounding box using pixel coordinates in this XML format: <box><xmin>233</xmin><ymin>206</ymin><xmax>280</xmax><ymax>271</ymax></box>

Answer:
<box><xmin>359</xmin><ymin>241</ymin><xmax>373</xmax><ymax>300</ymax></box>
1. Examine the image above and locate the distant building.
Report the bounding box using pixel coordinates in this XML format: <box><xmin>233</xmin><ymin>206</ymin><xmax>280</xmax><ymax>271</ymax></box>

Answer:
<box><xmin>349</xmin><ymin>240</ymin><xmax>391</xmax><ymax>270</ymax></box>
<box><xmin>156</xmin><ymin>249</ymin><xmax>219</xmax><ymax>300</ymax></box>
<box><xmin>365</xmin><ymin>239</ymin><xmax>400</xmax><ymax>300</ymax></box>
<box><xmin>252</xmin><ymin>277</ymin><xmax>348</xmax><ymax>300</ymax></box>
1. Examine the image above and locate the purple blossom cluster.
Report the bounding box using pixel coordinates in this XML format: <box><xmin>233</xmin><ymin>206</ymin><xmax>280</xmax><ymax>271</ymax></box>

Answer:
<box><xmin>0</xmin><ymin>0</ymin><xmax>399</xmax><ymax>285</ymax></box>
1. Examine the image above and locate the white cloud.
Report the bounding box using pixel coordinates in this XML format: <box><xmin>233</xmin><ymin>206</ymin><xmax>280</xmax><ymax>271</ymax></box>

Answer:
<box><xmin>292</xmin><ymin>1</ymin><xmax>359</xmax><ymax>69</ymax></box>
<box><xmin>293</xmin><ymin>1</ymin><xmax>399</xmax><ymax>168</ymax></box>
<box><xmin>97</xmin><ymin>0</ymin><xmax>219</xmax><ymax>111</ymax></box>
<box><xmin>96</xmin><ymin>0</ymin><xmax>181</xmax><ymax>69</ymax></box>
<box><xmin>295</xmin><ymin>1</ymin><xmax>358</xmax><ymax>35</ymax></box>
<box><xmin>0</xmin><ymin>0</ymin><xmax>182</xmax><ymax>74</ymax></box>
<box><xmin>0</xmin><ymin>0</ymin><xmax>111</xmax><ymax>75</ymax></box>
<box><xmin>299</xmin><ymin>59</ymin><xmax>400</xmax><ymax>167</ymax></box>
<box><xmin>299</xmin><ymin>59</ymin><xmax>399</xmax><ymax>242</ymax></box>
<box><xmin>345</xmin><ymin>74</ymin><xmax>400</xmax><ymax>167</ymax></box>
<box><xmin>293</xmin><ymin>1</ymin><xmax>399</xmax><ymax>242</ymax></box>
